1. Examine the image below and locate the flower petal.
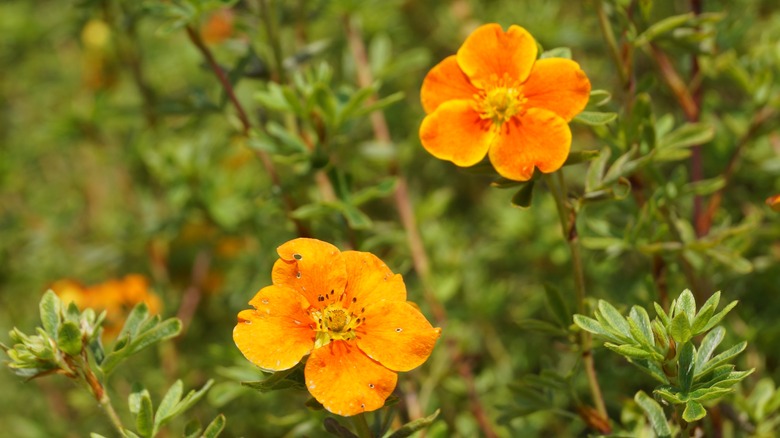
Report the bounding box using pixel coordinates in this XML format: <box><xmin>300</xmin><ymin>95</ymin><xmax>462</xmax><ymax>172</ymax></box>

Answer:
<box><xmin>233</xmin><ymin>285</ymin><xmax>315</xmax><ymax>371</ymax></box>
<box><xmin>356</xmin><ymin>301</ymin><xmax>441</xmax><ymax>372</ymax></box>
<box><xmin>419</xmin><ymin>100</ymin><xmax>495</xmax><ymax>167</ymax></box>
<box><xmin>488</xmin><ymin>108</ymin><xmax>572</xmax><ymax>181</ymax></box>
<box><xmin>342</xmin><ymin>251</ymin><xmax>406</xmax><ymax>309</ymax></box>
<box><xmin>457</xmin><ymin>24</ymin><xmax>537</xmax><ymax>88</ymax></box>
<box><xmin>305</xmin><ymin>340</ymin><xmax>397</xmax><ymax>416</ymax></box>
<box><xmin>523</xmin><ymin>58</ymin><xmax>591</xmax><ymax>122</ymax></box>
<box><xmin>272</xmin><ymin>238</ymin><xmax>347</xmax><ymax>308</ymax></box>
<box><xmin>420</xmin><ymin>55</ymin><xmax>480</xmax><ymax>114</ymax></box>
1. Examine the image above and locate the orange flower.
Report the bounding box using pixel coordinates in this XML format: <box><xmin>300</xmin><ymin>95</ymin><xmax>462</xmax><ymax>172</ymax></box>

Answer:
<box><xmin>51</xmin><ymin>274</ymin><xmax>162</xmax><ymax>338</ymax></box>
<box><xmin>233</xmin><ymin>238</ymin><xmax>441</xmax><ymax>416</ymax></box>
<box><xmin>419</xmin><ymin>23</ymin><xmax>591</xmax><ymax>181</ymax></box>
<box><xmin>767</xmin><ymin>194</ymin><xmax>780</xmax><ymax>212</ymax></box>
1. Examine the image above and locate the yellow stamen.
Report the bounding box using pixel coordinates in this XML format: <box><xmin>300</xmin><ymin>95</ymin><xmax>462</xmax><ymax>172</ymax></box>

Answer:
<box><xmin>312</xmin><ymin>302</ymin><xmax>364</xmax><ymax>348</ymax></box>
<box><xmin>474</xmin><ymin>74</ymin><xmax>526</xmax><ymax>126</ymax></box>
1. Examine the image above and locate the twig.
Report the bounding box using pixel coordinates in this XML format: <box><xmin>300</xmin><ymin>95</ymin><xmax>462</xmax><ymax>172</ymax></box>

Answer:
<box><xmin>543</xmin><ymin>173</ymin><xmax>609</xmax><ymax>426</ymax></box>
<box><xmin>176</xmin><ymin>250</ymin><xmax>211</xmax><ymax>332</ymax></box>
<box><xmin>184</xmin><ymin>25</ymin><xmax>310</xmax><ymax>237</ymax></box>
<box><xmin>648</xmin><ymin>44</ymin><xmax>698</xmax><ymax>121</ymax></box>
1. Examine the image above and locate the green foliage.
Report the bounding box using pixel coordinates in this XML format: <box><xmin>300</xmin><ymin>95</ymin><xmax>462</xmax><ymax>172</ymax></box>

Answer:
<box><xmin>575</xmin><ymin>289</ymin><xmax>753</xmax><ymax>430</ymax></box>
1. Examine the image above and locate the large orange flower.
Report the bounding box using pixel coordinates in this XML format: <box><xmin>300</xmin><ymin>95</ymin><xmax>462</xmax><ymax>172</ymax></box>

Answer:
<box><xmin>419</xmin><ymin>23</ymin><xmax>591</xmax><ymax>181</ymax></box>
<box><xmin>233</xmin><ymin>238</ymin><xmax>441</xmax><ymax>416</ymax></box>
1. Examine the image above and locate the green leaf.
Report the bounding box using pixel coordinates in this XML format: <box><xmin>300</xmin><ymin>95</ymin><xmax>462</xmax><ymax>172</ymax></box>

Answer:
<box><xmin>323</xmin><ymin>417</ymin><xmax>358</xmax><ymax>438</ymax></box>
<box><xmin>694</xmin><ymin>326</ymin><xmax>725</xmax><ymax>374</ymax></box>
<box><xmin>101</xmin><ymin>318</ymin><xmax>182</xmax><ymax>375</ymax></box>
<box><xmin>589</xmin><ymin>89</ymin><xmax>612</xmax><ymax>107</ymax></box>
<box><xmin>39</xmin><ymin>290</ymin><xmax>61</xmax><ymax>339</ymax></box>
<box><xmin>678</xmin><ymin>342</ymin><xmax>696</xmax><ymax>392</ymax></box>
<box><xmin>387</xmin><ymin>409</ymin><xmax>440</xmax><ymax>438</ymax></box>
<box><xmin>682</xmin><ymin>400</ymin><xmax>707</xmax><ymax>422</ymax></box>
<box><xmin>691</xmin><ymin>292</ymin><xmax>720</xmax><ymax>334</ymax></box>
<box><xmin>352</xmin><ymin>91</ymin><xmax>404</xmax><ymax>118</ymax></box>
<box><xmin>705</xmin><ymin>248</ymin><xmax>753</xmax><ymax>274</ymax></box>
<box><xmin>573</xmin><ymin>315</ymin><xmax>618</xmax><ymax>342</ymax></box>
<box><xmin>634</xmin><ymin>13</ymin><xmax>695</xmax><ymax>46</ymax></box>
<box><xmin>675</xmin><ymin>289</ymin><xmax>696</xmax><ymax>322</ymax></box>
<box><xmin>635</xmin><ymin>390</ymin><xmax>672</xmax><ymax>438</ymax></box>
<box><xmin>573</xmin><ymin>111</ymin><xmax>617</xmax><ymax>126</ymax></box>
<box><xmin>598</xmin><ymin>300</ymin><xmax>632</xmax><ymax>341</ymax></box>
<box><xmin>136</xmin><ymin>392</ymin><xmax>154</xmax><ymax>438</ymax></box>
<box><xmin>585</xmin><ymin>147</ymin><xmax>611</xmax><ymax>193</ymax></box>
<box><xmin>700</xmin><ymin>301</ymin><xmax>738</xmax><ymax>333</ymax></box>
<box><xmin>155</xmin><ymin>380</ymin><xmax>184</xmax><ymax>430</ymax></box>
<box><xmin>510</xmin><ymin>181</ymin><xmax>535</xmax><ymax>208</ymax></box>
<box><xmin>340</xmin><ymin>204</ymin><xmax>373</xmax><ymax>229</ymax></box>
<box><xmin>563</xmin><ymin>150</ymin><xmax>601</xmax><ymax>167</ymax></box>
<box><xmin>654</xmin><ymin>302</ymin><xmax>670</xmax><ymax>327</ymax></box>
<box><xmin>606</xmin><ymin>343</ymin><xmax>656</xmax><ymax>360</ymax></box>
<box><xmin>350</xmin><ymin>179</ymin><xmax>397</xmax><ymax>206</ymax></box>
<box><xmin>654</xmin><ymin>386</ymin><xmax>684</xmax><ymax>404</ymax></box>
<box><xmin>687</xmin><ymin>387</ymin><xmax>735</xmax><ymax>402</ymax></box>
<box><xmin>56</xmin><ymin>321</ymin><xmax>83</xmax><ymax>356</ymax></box>
<box><xmin>129</xmin><ymin>385</ymin><xmax>149</xmax><ymax>415</ymax></box>
<box><xmin>202</xmin><ymin>414</ymin><xmax>226</xmax><ymax>438</ymax></box>
<box><xmin>183</xmin><ymin>419</ymin><xmax>202</xmax><ymax>438</ymax></box>
<box><xmin>657</xmin><ymin>122</ymin><xmax>714</xmax><ymax>150</ymax></box>
<box><xmin>90</xmin><ymin>434</ymin><xmax>109</xmax><ymax>438</ymax></box>
<box><xmin>160</xmin><ymin>380</ymin><xmax>215</xmax><ymax>425</ymax></box>
<box><xmin>544</xmin><ymin>284</ymin><xmax>570</xmax><ymax>329</ymax></box>
<box><xmin>540</xmin><ymin>47</ymin><xmax>571</xmax><ymax>59</ymax></box>
<box><xmin>670</xmin><ymin>312</ymin><xmax>692</xmax><ymax>344</ymax></box>
<box><xmin>629</xmin><ymin>306</ymin><xmax>654</xmax><ymax>347</ymax></box>
<box><xmin>516</xmin><ymin>319</ymin><xmax>568</xmax><ymax>336</ymax></box>
<box><xmin>696</xmin><ymin>341</ymin><xmax>747</xmax><ymax>377</ymax></box>
<box><xmin>117</xmin><ymin>303</ymin><xmax>150</xmax><ymax>341</ymax></box>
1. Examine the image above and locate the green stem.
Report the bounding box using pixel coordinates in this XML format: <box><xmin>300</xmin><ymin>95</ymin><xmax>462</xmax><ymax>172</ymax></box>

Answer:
<box><xmin>352</xmin><ymin>412</ymin><xmax>374</xmax><ymax>438</ymax></box>
<box><xmin>542</xmin><ymin>173</ymin><xmax>608</xmax><ymax>420</ymax></box>
<box><xmin>596</xmin><ymin>0</ymin><xmax>628</xmax><ymax>86</ymax></box>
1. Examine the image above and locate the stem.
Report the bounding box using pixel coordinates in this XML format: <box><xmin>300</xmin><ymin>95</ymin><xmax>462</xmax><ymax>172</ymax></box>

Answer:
<box><xmin>542</xmin><ymin>173</ymin><xmax>608</xmax><ymax>422</ymax></box>
<box><xmin>258</xmin><ymin>0</ymin><xmax>287</xmax><ymax>84</ymax></box>
<box><xmin>82</xmin><ymin>360</ymin><xmax>125</xmax><ymax>435</ymax></box>
<box><xmin>596</xmin><ymin>0</ymin><xmax>628</xmax><ymax>86</ymax></box>
<box><xmin>351</xmin><ymin>412</ymin><xmax>374</xmax><ymax>438</ymax></box>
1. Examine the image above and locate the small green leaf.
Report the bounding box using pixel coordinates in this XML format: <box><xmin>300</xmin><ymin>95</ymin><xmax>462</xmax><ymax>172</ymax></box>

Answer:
<box><xmin>670</xmin><ymin>312</ymin><xmax>692</xmax><ymax>344</ymax></box>
<box><xmin>675</xmin><ymin>289</ymin><xmax>696</xmax><ymax>322</ymax></box>
<box><xmin>39</xmin><ymin>290</ymin><xmax>61</xmax><ymax>338</ymax></box>
<box><xmin>129</xmin><ymin>385</ymin><xmax>149</xmax><ymax>415</ymax></box>
<box><xmin>598</xmin><ymin>300</ymin><xmax>632</xmax><ymax>340</ymax></box>
<box><xmin>544</xmin><ymin>284</ymin><xmax>571</xmax><ymax>329</ymax></box>
<box><xmin>387</xmin><ymin>409</ymin><xmax>440</xmax><ymax>438</ymax></box>
<box><xmin>654</xmin><ymin>302</ymin><xmax>670</xmax><ymax>327</ymax></box>
<box><xmin>563</xmin><ymin>150</ymin><xmax>601</xmax><ymax>166</ymax></box>
<box><xmin>700</xmin><ymin>301</ymin><xmax>739</xmax><ymax>333</ymax></box>
<box><xmin>585</xmin><ymin>147</ymin><xmax>611</xmax><ymax>193</ymax></box>
<box><xmin>183</xmin><ymin>419</ymin><xmax>202</xmax><ymax>438</ymax></box>
<box><xmin>657</xmin><ymin>122</ymin><xmax>714</xmax><ymax>150</ymax></box>
<box><xmin>606</xmin><ymin>343</ymin><xmax>656</xmax><ymax>360</ymax></box>
<box><xmin>117</xmin><ymin>303</ymin><xmax>150</xmax><ymax>341</ymax></box>
<box><xmin>573</xmin><ymin>315</ymin><xmax>618</xmax><ymax>342</ymax></box>
<box><xmin>629</xmin><ymin>306</ymin><xmax>654</xmax><ymax>347</ymax></box>
<box><xmin>678</xmin><ymin>342</ymin><xmax>696</xmax><ymax>392</ymax></box>
<box><xmin>136</xmin><ymin>393</ymin><xmax>154</xmax><ymax>438</ymax></box>
<box><xmin>682</xmin><ymin>400</ymin><xmax>707</xmax><ymax>422</ymax></box>
<box><xmin>694</xmin><ymin>327</ymin><xmax>725</xmax><ymax>374</ymax></box>
<box><xmin>634</xmin><ymin>13</ymin><xmax>695</xmax><ymax>46</ymax></box>
<box><xmin>688</xmin><ymin>387</ymin><xmax>735</xmax><ymax>402</ymax></box>
<box><xmin>635</xmin><ymin>390</ymin><xmax>672</xmax><ymax>438</ymax></box>
<box><xmin>155</xmin><ymin>380</ymin><xmax>184</xmax><ymax>429</ymax></box>
<box><xmin>573</xmin><ymin>111</ymin><xmax>617</xmax><ymax>126</ymax></box>
<box><xmin>323</xmin><ymin>417</ymin><xmax>358</xmax><ymax>438</ymax></box>
<box><xmin>202</xmin><ymin>414</ymin><xmax>226</xmax><ymax>438</ymax></box>
<box><xmin>540</xmin><ymin>47</ymin><xmax>572</xmax><ymax>59</ymax></box>
<box><xmin>696</xmin><ymin>341</ymin><xmax>747</xmax><ymax>376</ymax></box>
<box><xmin>57</xmin><ymin>321</ymin><xmax>83</xmax><ymax>356</ymax></box>
<box><xmin>163</xmin><ymin>380</ymin><xmax>215</xmax><ymax>424</ymax></box>
<box><xmin>510</xmin><ymin>181</ymin><xmax>535</xmax><ymax>208</ymax></box>
<box><xmin>654</xmin><ymin>386</ymin><xmax>684</xmax><ymax>404</ymax></box>
<box><xmin>516</xmin><ymin>319</ymin><xmax>568</xmax><ymax>336</ymax></box>
<box><xmin>588</xmin><ymin>89</ymin><xmax>612</xmax><ymax>107</ymax></box>
<box><xmin>101</xmin><ymin>318</ymin><xmax>182</xmax><ymax>375</ymax></box>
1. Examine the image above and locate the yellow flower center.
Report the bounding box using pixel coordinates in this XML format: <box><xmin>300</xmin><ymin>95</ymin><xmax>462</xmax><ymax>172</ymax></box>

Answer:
<box><xmin>311</xmin><ymin>302</ymin><xmax>364</xmax><ymax>348</ymax></box>
<box><xmin>475</xmin><ymin>74</ymin><xmax>526</xmax><ymax>126</ymax></box>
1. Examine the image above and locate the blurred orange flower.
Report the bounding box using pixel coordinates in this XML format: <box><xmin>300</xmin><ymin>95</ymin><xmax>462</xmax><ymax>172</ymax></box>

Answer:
<box><xmin>200</xmin><ymin>8</ymin><xmax>235</xmax><ymax>45</ymax></box>
<box><xmin>51</xmin><ymin>274</ymin><xmax>162</xmax><ymax>338</ymax></box>
<box><xmin>233</xmin><ymin>238</ymin><xmax>441</xmax><ymax>416</ymax></box>
<box><xmin>419</xmin><ymin>23</ymin><xmax>591</xmax><ymax>181</ymax></box>
<box><xmin>767</xmin><ymin>194</ymin><xmax>780</xmax><ymax>212</ymax></box>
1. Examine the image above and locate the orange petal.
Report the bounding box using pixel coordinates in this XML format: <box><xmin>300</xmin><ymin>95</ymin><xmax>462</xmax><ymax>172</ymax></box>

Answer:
<box><xmin>342</xmin><ymin>251</ymin><xmax>406</xmax><ymax>309</ymax></box>
<box><xmin>419</xmin><ymin>100</ymin><xmax>495</xmax><ymax>167</ymax></box>
<box><xmin>356</xmin><ymin>301</ymin><xmax>441</xmax><ymax>372</ymax></box>
<box><xmin>272</xmin><ymin>238</ymin><xmax>347</xmax><ymax>308</ymax></box>
<box><xmin>305</xmin><ymin>340</ymin><xmax>397</xmax><ymax>416</ymax></box>
<box><xmin>488</xmin><ymin>108</ymin><xmax>571</xmax><ymax>181</ymax></box>
<box><xmin>233</xmin><ymin>285</ymin><xmax>315</xmax><ymax>371</ymax></box>
<box><xmin>421</xmin><ymin>55</ymin><xmax>480</xmax><ymax>114</ymax></box>
<box><xmin>523</xmin><ymin>58</ymin><xmax>591</xmax><ymax>122</ymax></box>
<box><xmin>457</xmin><ymin>24</ymin><xmax>537</xmax><ymax>88</ymax></box>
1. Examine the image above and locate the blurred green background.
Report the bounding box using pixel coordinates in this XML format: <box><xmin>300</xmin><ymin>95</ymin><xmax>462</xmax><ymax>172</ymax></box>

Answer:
<box><xmin>1</xmin><ymin>0</ymin><xmax>779</xmax><ymax>436</ymax></box>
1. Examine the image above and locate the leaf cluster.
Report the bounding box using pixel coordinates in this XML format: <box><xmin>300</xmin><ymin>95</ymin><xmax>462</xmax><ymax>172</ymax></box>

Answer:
<box><xmin>575</xmin><ymin>289</ymin><xmax>752</xmax><ymax>429</ymax></box>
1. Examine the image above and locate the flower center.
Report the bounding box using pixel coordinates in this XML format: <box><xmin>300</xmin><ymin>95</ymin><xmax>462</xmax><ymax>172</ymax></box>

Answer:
<box><xmin>311</xmin><ymin>303</ymin><xmax>364</xmax><ymax>348</ymax></box>
<box><xmin>475</xmin><ymin>75</ymin><xmax>526</xmax><ymax>126</ymax></box>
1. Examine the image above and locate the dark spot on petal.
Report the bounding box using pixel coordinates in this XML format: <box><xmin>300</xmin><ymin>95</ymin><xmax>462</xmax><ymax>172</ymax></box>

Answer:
<box><xmin>352</xmin><ymin>297</ymin><xmax>357</xmax><ymax>303</ymax></box>
<box><xmin>293</xmin><ymin>253</ymin><xmax>303</xmax><ymax>260</ymax></box>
